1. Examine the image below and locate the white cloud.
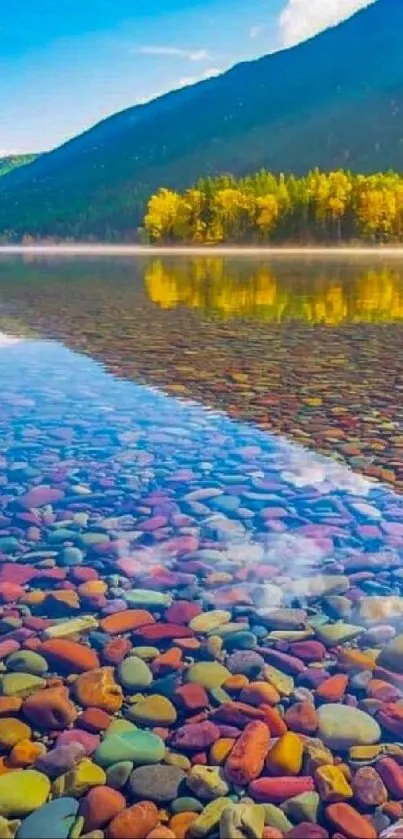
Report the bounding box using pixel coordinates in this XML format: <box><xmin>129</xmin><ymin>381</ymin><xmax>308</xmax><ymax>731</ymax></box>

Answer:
<box><xmin>135</xmin><ymin>46</ymin><xmax>210</xmax><ymax>61</ymax></box>
<box><xmin>279</xmin><ymin>0</ymin><xmax>377</xmax><ymax>47</ymax></box>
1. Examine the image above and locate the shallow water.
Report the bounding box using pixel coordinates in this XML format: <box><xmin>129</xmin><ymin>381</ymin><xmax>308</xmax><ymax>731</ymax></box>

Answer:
<box><xmin>3</xmin><ymin>256</ymin><xmax>403</xmax><ymax>835</ymax></box>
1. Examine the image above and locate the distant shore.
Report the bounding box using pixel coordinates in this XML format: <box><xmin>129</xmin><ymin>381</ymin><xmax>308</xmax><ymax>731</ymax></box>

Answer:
<box><xmin>2</xmin><ymin>244</ymin><xmax>403</xmax><ymax>258</ymax></box>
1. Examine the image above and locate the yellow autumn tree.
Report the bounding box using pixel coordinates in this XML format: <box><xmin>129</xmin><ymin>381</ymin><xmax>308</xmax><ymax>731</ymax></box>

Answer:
<box><xmin>144</xmin><ymin>188</ymin><xmax>183</xmax><ymax>241</ymax></box>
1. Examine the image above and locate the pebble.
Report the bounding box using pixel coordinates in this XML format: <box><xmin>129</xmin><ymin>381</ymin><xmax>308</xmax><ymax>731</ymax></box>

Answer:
<box><xmin>128</xmin><ymin>765</ymin><xmax>186</xmax><ymax>802</ymax></box>
<box><xmin>0</xmin><ymin>771</ymin><xmax>50</xmax><ymax>818</ymax></box>
<box><xmin>317</xmin><ymin>704</ymin><xmax>381</xmax><ymax>750</ymax></box>
<box><xmin>16</xmin><ymin>798</ymin><xmax>79</xmax><ymax>839</ymax></box>
<box><xmin>94</xmin><ymin>730</ymin><xmax>165</xmax><ymax>767</ymax></box>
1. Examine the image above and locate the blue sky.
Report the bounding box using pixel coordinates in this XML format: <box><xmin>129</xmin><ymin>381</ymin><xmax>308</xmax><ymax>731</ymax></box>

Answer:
<box><xmin>0</xmin><ymin>0</ymin><xmax>375</xmax><ymax>155</ymax></box>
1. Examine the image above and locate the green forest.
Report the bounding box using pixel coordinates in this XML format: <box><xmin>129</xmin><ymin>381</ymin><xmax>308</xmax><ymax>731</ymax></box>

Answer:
<box><xmin>144</xmin><ymin>169</ymin><xmax>403</xmax><ymax>244</ymax></box>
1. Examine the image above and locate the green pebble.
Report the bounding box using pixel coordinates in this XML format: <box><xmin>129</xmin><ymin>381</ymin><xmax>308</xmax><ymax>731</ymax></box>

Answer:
<box><xmin>107</xmin><ymin>720</ymin><xmax>137</xmax><ymax>736</ymax></box>
<box><xmin>171</xmin><ymin>798</ymin><xmax>204</xmax><ymax>814</ymax></box>
<box><xmin>191</xmin><ymin>798</ymin><xmax>233</xmax><ymax>838</ymax></box>
<box><xmin>6</xmin><ymin>651</ymin><xmax>48</xmax><ymax>676</ymax></box>
<box><xmin>282</xmin><ymin>792</ymin><xmax>320</xmax><ymax>823</ymax></box>
<box><xmin>94</xmin><ymin>730</ymin><xmax>165</xmax><ymax>768</ymax></box>
<box><xmin>222</xmin><ymin>631</ymin><xmax>257</xmax><ymax>650</ymax></box>
<box><xmin>117</xmin><ymin>656</ymin><xmax>153</xmax><ymax>690</ymax></box>
<box><xmin>69</xmin><ymin>815</ymin><xmax>85</xmax><ymax>839</ymax></box>
<box><xmin>209</xmin><ymin>687</ymin><xmax>232</xmax><ymax>705</ymax></box>
<box><xmin>263</xmin><ymin>805</ymin><xmax>293</xmax><ymax>833</ymax></box>
<box><xmin>130</xmin><ymin>646</ymin><xmax>160</xmax><ymax>661</ymax></box>
<box><xmin>187</xmin><ymin>662</ymin><xmax>230</xmax><ymax>690</ymax></box>
<box><xmin>0</xmin><ymin>673</ymin><xmax>46</xmax><ymax>698</ymax></box>
<box><xmin>315</xmin><ymin>622</ymin><xmax>364</xmax><ymax>645</ymax></box>
<box><xmin>124</xmin><ymin>589</ymin><xmax>172</xmax><ymax>608</ymax></box>
<box><xmin>106</xmin><ymin>761</ymin><xmax>133</xmax><ymax>790</ymax></box>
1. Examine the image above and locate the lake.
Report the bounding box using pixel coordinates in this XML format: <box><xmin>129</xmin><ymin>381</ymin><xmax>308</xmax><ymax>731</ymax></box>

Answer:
<box><xmin>1</xmin><ymin>253</ymin><xmax>403</xmax><ymax>835</ymax></box>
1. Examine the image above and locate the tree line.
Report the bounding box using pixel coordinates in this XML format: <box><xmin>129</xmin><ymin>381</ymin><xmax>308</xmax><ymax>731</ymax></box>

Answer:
<box><xmin>143</xmin><ymin>169</ymin><xmax>403</xmax><ymax>244</ymax></box>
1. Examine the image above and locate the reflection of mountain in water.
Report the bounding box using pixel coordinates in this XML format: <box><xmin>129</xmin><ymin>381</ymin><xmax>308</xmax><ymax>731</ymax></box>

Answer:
<box><xmin>145</xmin><ymin>259</ymin><xmax>403</xmax><ymax>324</ymax></box>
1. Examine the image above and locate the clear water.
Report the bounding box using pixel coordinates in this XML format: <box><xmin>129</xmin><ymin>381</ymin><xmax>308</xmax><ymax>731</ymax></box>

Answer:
<box><xmin>1</xmin><ymin>254</ymin><xmax>403</xmax><ymax>590</ymax></box>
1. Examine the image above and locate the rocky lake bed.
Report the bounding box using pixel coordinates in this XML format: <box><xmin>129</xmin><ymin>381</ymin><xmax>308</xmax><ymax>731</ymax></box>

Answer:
<box><xmin>1</xmin><ymin>255</ymin><xmax>403</xmax><ymax>838</ymax></box>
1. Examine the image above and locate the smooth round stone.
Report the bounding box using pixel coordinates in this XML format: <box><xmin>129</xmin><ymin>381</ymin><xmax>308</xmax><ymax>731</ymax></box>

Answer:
<box><xmin>117</xmin><ymin>656</ymin><xmax>153</xmax><ymax>690</ymax></box>
<box><xmin>318</xmin><ymin>704</ymin><xmax>381</xmax><ymax>750</ymax></box>
<box><xmin>187</xmin><ymin>662</ymin><xmax>230</xmax><ymax>689</ymax></box>
<box><xmin>0</xmin><ymin>673</ymin><xmax>46</xmax><ymax>697</ymax></box>
<box><xmin>129</xmin><ymin>765</ymin><xmax>186</xmax><ymax>802</ymax></box>
<box><xmin>315</xmin><ymin>623</ymin><xmax>364</xmax><ymax>645</ymax></box>
<box><xmin>222</xmin><ymin>632</ymin><xmax>257</xmax><ymax>651</ymax></box>
<box><xmin>131</xmin><ymin>647</ymin><xmax>160</xmax><ymax>661</ymax></box>
<box><xmin>171</xmin><ymin>797</ymin><xmax>204</xmax><ymax>814</ymax></box>
<box><xmin>0</xmin><ymin>770</ymin><xmax>50</xmax><ymax>818</ymax></box>
<box><xmin>106</xmin><ymin>761</ymin><xmax>133</xmax><ymax>790</ymax></box>
<box><xmin>226</xmin><ymin>651</ymin><xmax>265</xmax><ymax>676</ymax></box>
<box><xmin>6</xmin><ymin>651</ymin><xmax>48</xmax><ymax>676</ymax></box>
<box><xmin>126</xmin><ymin>695</ymin><xmax>177</xmax><ymax>726</ymax></box>
<box><xmin>59</xmin><ymin>547</ymin><xmax>84</xmax><ymax>567</ymax></box>
<box><xmin>124</xmin><ymin>590</ymin><xmax>171</xmax><ymax>608</ymax></box>
<box><xmin>16</xmin><ymin>797</ymin><xmax>79</xmax><ymax>839</ymax></box>
<box><xmin>94</xmin><ymin>730</ymin><xmax>165</xmax><ymax>767</ymax></box>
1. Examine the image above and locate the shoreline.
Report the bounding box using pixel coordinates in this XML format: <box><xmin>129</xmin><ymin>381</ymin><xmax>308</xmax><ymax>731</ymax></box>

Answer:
<box><xmin>2</xmin><ymin>243</ymin><xmax>403</xmax><ymax>258</ymax></box>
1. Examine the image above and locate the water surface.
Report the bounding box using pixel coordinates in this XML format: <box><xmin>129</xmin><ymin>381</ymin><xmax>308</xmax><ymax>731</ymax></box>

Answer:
<box><xmin>1</xmin><ymin>254</ymin><xmax>403</xmax><ymax>490</ymax></box>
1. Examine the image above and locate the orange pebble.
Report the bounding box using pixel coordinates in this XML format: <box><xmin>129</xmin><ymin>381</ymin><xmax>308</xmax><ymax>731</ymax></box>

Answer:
<box><xmin>338</xmin><ymin>648</ymin><xmax>376</xmax><ymax>671</ymax></box>
<box><xmin>316</xmin><ymin>674</ymin><xmax>349</xmax><ymax>702</ymax></box>
<box><xmin>263</xmin><ymin>829</ymin><xmax>284</xmax><ymax>839</ymax></box>
<box><xmin>240</xmin><ymin>681</ymin><xmax>281</xmax><ymax>706</ymax></box>
<box><xmin>78</xmin><ymin>580</ymin><xmax>108</xmax><ymax>597</ymax></box>
<box><xmin>21</xmin><ymin>590</ymin><xmax>46</xmax><ymax>606</ymax></box>
<box><xmin>261</xmin><ymin>705</ymin><xmax>287</xmax><ymax>737</ymax></box>
<box><xmin>0</xmin><ymin>697</ymin><xmax>22</xmax><ymax>717</ymax></box>
<box><xmin>8</xmin><ymin>739</ymin><xmax>47</xmax><ymax>767</ymax></box>
<box><xmin>223</xmin><ymin>674</ymin><xmax>249</xmax><ymax>693</ymax></box>
<box><xmin>382</xmin><ymin>801</ymin><xmax>403</xmax><ymax>820</ymax></box>
<box><xmin>146</xmin><ymin>829</ymin><xmax>176</xmax><ymax>839</ymax></box>
<box><xmin>169</xmin><ymin>812</ymin><xmax>197</xmax><ymax>839</ymax></box>
<box><xmin>152</xmin><ymin>647</ymin><xmax>183</xmax><ymax>674</ymax></box>
<box><xmin>210</xmin><ymin>737</ymin><xmax>235</xmax><ymax>765</ymax></box>
<box><xmin>174</xmin><ymin>638</ymin><xmax>200</xmax><ymax>651</ymax></box>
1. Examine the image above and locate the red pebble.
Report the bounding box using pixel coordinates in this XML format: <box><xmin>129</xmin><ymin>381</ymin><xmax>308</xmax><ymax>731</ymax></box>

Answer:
<box><xmin>70</xmin><ymin>567</ymin><xmax>99</xmax><ymax>583</ymax></box>
<box><xmin>288</xmin><ymin>641</ymin><xmax>326</xmax><ymax>662</ymax></box>
<box><xmin>102</xmin><ymin>638</ymin><xmax>132</xmax><ymax>665</ymax></box>
<box><xmin>0</xmin><ymin>564</ymin><xmax>35</xmax><ymax>585</ymax></box>
<box><xmin>0</xmin><ymin>582</ymin><xmax>24</xmax><ymax>603</ymax></box>
<box><xmin>133</xmin><ymin>623</ymin><xmax>194</xmax><ymax>641</ymax></box>
<box><xmin>78</xmin><ymin>707</ymin><xmax>111</xmax><ymax>732</ymax></box>
<box><xmin>81</xmin><ymin>786</ymin><xmax>126</xmax><ymax>831</ymax></box>
<box><xmin>377</xmin><ymin>757</ymin><xmax>403</xmax><ymax>797</ymax></box>
<box><xmin>248</xmin><ymin>776</ymin><xmax>315</xmax><ymax>803</ymax></box>
<box><xmin>174</xmin><ymin>684</ymin><xmax>209</xmax><ymax>712</ymax></box>
<box><xmin>165</xmin><ymin>600</ymin><xmax>202</xmax><ymax>624</ymax></box>
<box><xmin>326</xmin><ymin>803</ymin><xmax>377</xmax><ymax>839</ymax></box>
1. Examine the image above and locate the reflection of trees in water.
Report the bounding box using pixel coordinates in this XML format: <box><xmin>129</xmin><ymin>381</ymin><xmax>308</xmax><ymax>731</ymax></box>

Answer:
<box><xmin>145</xmin><ymin>259</ymin><xmax>403</xmax><ymax>324</ymax></box>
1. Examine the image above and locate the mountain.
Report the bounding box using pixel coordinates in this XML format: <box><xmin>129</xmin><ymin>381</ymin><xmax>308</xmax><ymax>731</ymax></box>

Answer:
<box><xmin>0</xmin><ymin>154</ymin><xmax>37</xmax><ymax>179</ymax></box>
<box><xmin>0</xmin><ymin>0</ymin><xmax>402</xmax><ymax>240</ymax></box>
